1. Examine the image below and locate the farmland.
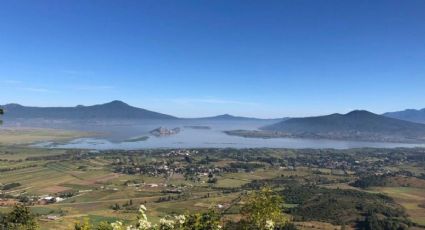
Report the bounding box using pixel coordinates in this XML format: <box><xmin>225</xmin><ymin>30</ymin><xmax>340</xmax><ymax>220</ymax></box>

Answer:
<box><xmin>0</xmin><ymin>146</ymin><xmax>425</xmax><ymax>229</ymax></box>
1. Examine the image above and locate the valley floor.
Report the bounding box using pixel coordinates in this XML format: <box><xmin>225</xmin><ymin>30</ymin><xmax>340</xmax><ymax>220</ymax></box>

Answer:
<box><xmin>0</xmin><ymin>146</ymin><xmax>424</xmax><ymax>229</ymax></box>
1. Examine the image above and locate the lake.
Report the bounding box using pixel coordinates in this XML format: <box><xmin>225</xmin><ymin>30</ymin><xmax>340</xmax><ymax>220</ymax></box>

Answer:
<box><xmin>7</xmin><ymin>118</ymin><xmax>424</xmax><ymax>150</ymax></box>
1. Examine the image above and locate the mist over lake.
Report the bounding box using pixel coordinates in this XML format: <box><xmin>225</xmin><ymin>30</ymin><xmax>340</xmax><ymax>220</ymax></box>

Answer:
<box><xmin>4</xmin><ymin>118</ymin><xmax>424</xmax><ymax>150</ymax></box>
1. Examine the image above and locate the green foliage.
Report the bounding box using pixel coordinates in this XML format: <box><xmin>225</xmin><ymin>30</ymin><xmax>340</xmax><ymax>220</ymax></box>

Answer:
<box><xmin>182</xmin><ymin>209</ymin><xmax>221</xmax><ymax>230</ymax></box>
<box><xmin>95</xmin><ymin>222</ymin><xmax>113</xmax><ymax>230</ymax></box>
<box><xmin>228</xmin><ymin>162</ymin><xmax>264</xmax><ymax>172</ymax></box>
<box><xmin>350</xmin><ymin>174</ymin><xmax>390</xmax><ymax>188</ymax></box>
<box><xmin>240</xmin><ymin>187</ymin><xmax>288</xmax><ymax>229</ymax></box>
<box><xmin>358</xmin><ymin>213</ymin><xmax>409</xmax><ymax>230</ymax></box>
<box><xmin>1</xmin><ymin>182</ymin><xmax>21</xmax><ymax>191</ymax></box>
<box><xmin>74</xmin><ymin>218</ymin><xmax>92</xmax><ymax>230</ymax></box>
<box><xmin>0</xmin><ymin>205</ymin><xmax>39</xmax><ymax>230</ymax></box>
<box><xmin>281</xmin><ymin>185</ymin><xmax>317</xmax><ymax>204</ymax></box>
<box><xmin>75</xmin><ymin>218</ymin><xmax>114</xmax><ymax>230</ymax></box>
<box><xmin>283</xmin><ymin>185</ymin><xmax>410</xmax><ymax>227</ymax></box>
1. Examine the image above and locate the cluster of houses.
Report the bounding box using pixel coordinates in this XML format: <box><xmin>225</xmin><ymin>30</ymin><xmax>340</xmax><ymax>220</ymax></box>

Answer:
<box><xmin>37</xmin><ymin>195</ymin><xmax>65</xmax><ymax>205</ymax></box>
<box><xmin>163</xmin><ymin>149</ymin><xmax>199</xmax><ymax>157</ymax></box>
<box><xmin>279</xmin><ymin>152</ymin><xmax>411</xmax><ymax>177</ymax></box>
<box><xmin>0</xmin><ymin>194</ymin><xmax>68</xmax><ymax>207</ymax></box>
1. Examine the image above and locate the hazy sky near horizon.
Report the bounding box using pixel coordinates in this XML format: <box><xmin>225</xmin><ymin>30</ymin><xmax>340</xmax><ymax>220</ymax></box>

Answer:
<box><xmin>1</xmin><ymin>0</ymin><xmax>425</xmax><ymax>118</ymax></box>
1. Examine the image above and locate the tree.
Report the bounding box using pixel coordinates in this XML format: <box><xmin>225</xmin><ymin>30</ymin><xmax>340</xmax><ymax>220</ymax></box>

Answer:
<box><xmin>183</xmin><ymin>209</ymin><xmax>221</xmax><ymax>230</ymax></box>
<box><xmin>74</xmin><ymin>218</ymin><xmax>92</xmax><ymax>230</ymax></box>
<box><xmin>240</xmin><ymin>187</ymin><xmax>289</xmax><ymax>230</ymax></box>
<box><xmin>207</xmin><ymin>177</ymin><xmax>218</xmax><ymax>184</ymax></box>
<box><xmin>95</xmin><ymin>222</ymin><xmax>113</xmax><ymax>230</ymax></box>
<box><xmin>0</xmin><ymin>108</ymin><xmax>3</xmax><ymax>125</ymax></box>
<box><xmin>360</xmin><ymin>213</ymin><xmax>409</xmax><ymax>230</ymax></box>
<box><xmin>1</xmin><ymin>205</ymin><xmax>39</xmax><ymax>230</ymax></box>
<box><xmin>207</xmin><ymin>173</ymin><xmax>218</xmax><ymax>184</ymax></box>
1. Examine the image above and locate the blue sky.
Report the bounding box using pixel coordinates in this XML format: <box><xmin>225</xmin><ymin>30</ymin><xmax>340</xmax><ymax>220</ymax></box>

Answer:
<box><xmin>1</xmin><ymin>0</ymin><xmax>425</xmax><ymax>118</ymax></box>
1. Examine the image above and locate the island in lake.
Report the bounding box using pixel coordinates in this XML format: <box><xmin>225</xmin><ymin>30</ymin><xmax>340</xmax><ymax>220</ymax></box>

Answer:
<box><xmin>150</xmin><ymin>127</ymin><xmax>181</xmax><ymax>137</ymax></box>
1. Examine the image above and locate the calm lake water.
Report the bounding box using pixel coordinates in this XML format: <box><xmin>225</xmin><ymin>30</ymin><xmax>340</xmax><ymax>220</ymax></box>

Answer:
<box><xmin>6</xmin><ymin>118</ymin><xmax>423</xmax><ymax>150</ymax></box>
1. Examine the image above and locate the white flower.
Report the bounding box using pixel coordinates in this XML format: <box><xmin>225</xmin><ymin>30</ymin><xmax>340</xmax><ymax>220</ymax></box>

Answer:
<box><xmin>139</xmin><ymin>205</ymin><xmax>147</xmax><ymax>212</ymax></box>
<box><xmin>138</xmin><ymin>218</ymin><xmax>152</xmax><ymax>230</ymax></box>
<box><xmin>159</xmin><ymin>218</ymin><xmax>175</xmax><ymax>228</ymax></box>
<box><xmin>111</xmin><ymin>221</ymin><xmax>124</xmax><ymax>230</ymax></box>
<box><xmin>175</xmin><ymin>215</ymin><xmax>186</xmax><ymax>225</ymax></box>
<box><xmin>265</xmin><ymin>220</ymin><xmax>275</xmax><ymax>230</ymax></box>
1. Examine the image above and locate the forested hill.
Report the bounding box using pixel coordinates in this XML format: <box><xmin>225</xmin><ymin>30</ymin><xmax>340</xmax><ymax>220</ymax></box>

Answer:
<box><xmin>261</xmin><ymin>110</ymin><xmax>425</xmax><ymax>142</ymax></box>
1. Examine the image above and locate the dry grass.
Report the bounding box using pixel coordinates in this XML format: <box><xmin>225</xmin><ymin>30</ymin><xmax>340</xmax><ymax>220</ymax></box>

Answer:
<box><xmin>0</xmin><ymin>127</ymin><xmax>88</xmax><ymax>145</ymax></box>
<box><xmin>372</xmin><ymin>187</ymin><xmax>425</xmax><ymax>226</ymax></box>
<box><xmin>295</xmin><ymin>221</ymin><xmax>347</xmax><ymax>230</ymax></box>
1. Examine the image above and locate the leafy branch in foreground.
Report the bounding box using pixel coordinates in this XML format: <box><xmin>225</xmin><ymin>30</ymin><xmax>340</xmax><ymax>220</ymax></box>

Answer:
<box><xmin>239</xmin><ymin>187</ymin><xmax>289</xmax><ymax>229</ymax></box>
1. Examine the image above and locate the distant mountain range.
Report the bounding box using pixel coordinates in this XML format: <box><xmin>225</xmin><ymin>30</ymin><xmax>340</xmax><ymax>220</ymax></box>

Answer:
<box><xmin>227</xmin><ymin>110</ymin><xmax>425</xmax><ymax>143</ymax></box>
<box><xmin>383</xmin><ymin>108</ymin><xmax>425</xmax><ymax>124</ymax></box>
<box><xmin>3</xmin><ymin>101</ymin><xmax>425</xmax><ymax>143</ymax></box>
<box><xmin>263</xmin><ymin>110</ymin><xmax>425</xmax><ymax>134</ymax></box>
<box><xmin>199</xmin><ymin>114</ymin><xmax>259</xmax><ymax>120</ymax></box>
<box><xmin>1</xmin><ymin>100</ymin><xmax>177</xmax><ymax>120</ymax></box>
<box><xmin>0</xmin><ymin>100</ymin><xmax>280</xmax><ymax>121</ymax></box>
<box><xmin>195</xmin><ymin>114</ymin><xmax>285</xmax><ymax>122</ymax></box>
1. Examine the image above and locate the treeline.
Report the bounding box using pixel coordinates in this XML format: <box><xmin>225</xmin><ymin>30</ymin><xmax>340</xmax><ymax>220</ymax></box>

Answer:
<box><xmin>350</xmin><ymin>174</ymin><xmax>390</xmax><ymax>188</ymax></box>
<box><xmin>242</xmin><ymin>174</ymin><xmax>349</xmax><ymax>190</ymax></box>
<box><xmin>358</xmin><ymin>213</ymin><xmax>411</xmax><ymax>230</ymax></box>
<box><xmin>25</xmin><ymin>150</ymin><xmax>85</xmax><ymax>161</ymax></box>
<box><xmin>227</xmin><ymin>162</ymin><xmax>264</xmax><ymax>172</ymax></box>
<box><xmin>0</xmin><ymin>182</ymin><xmax>21</xmax><ymax>191</ymax></box>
